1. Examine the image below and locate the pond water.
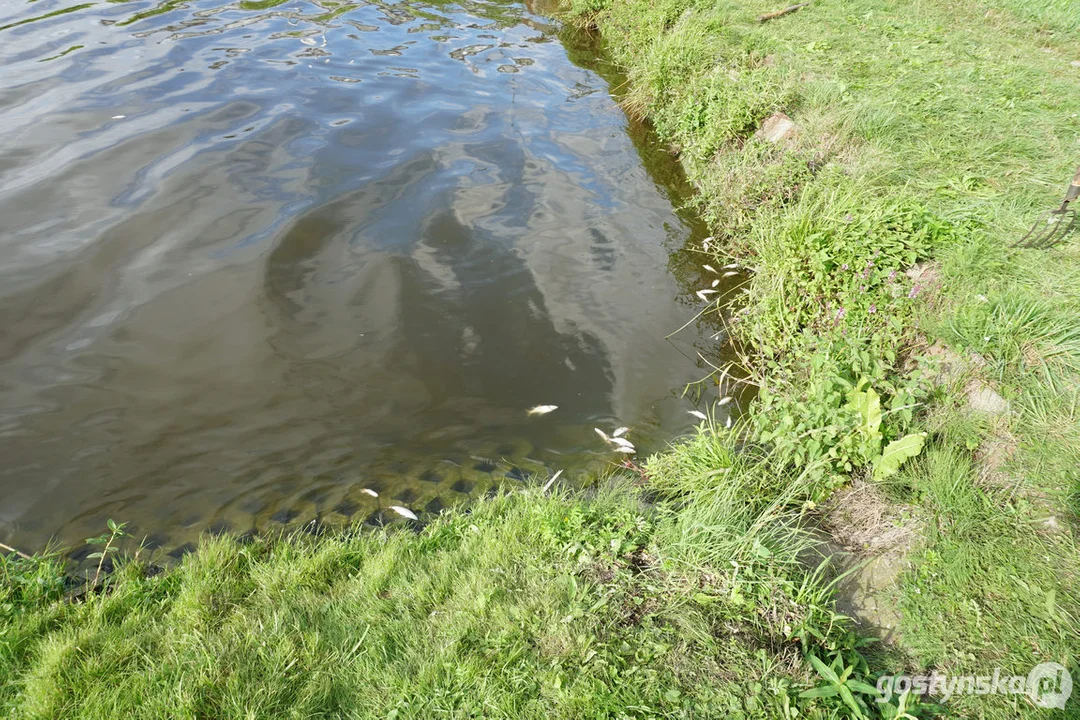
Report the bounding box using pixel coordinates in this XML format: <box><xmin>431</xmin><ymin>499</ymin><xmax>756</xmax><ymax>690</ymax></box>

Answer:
<box><xmin>0</xmin><ymin>0</ymin><xmax>740</xmax><ymax>556</ymax></box>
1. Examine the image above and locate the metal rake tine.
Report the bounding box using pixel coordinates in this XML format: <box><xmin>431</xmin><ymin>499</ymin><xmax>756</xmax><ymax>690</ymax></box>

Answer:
<box><xmin>1035</xmin><ymin>211</ymin><xmax>1076</xmax><ymax>249</ymax></box>
<box><xmin>1016</xmin><ymin>211</ymin><xmax>1052</xmax><ymax>248</ymax></box>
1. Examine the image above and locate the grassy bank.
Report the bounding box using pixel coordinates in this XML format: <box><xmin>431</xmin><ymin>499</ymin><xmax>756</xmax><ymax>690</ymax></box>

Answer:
<box><xmin>3</xmin><ymin>0</ymin><xmax>1079</xmax><ymax>717</ymax></box>
<box><xmin>565</xmin><ymin>0</ymin><xmax>1080</xmax><ymax>715</ymax></box>
<box><xmin>2</xmin><ymin>470</ymin><xmax>875</xmax><ymax>719</ymax></box>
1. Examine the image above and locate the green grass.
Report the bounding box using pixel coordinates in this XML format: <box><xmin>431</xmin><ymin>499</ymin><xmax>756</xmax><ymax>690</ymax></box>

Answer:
<box><xmin>566</xmin><ymin>0</ymin><xmax>1080</xmax><ymax>715</ymax></box>
<box><xmin>1</xmin><ymin>481</ymin><xmax>881</xmax><ymax>719</ymax></box>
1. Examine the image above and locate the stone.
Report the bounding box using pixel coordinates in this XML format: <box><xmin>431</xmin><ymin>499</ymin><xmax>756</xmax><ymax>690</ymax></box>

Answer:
<box><xmin>1040</xmin><ymin>516</ymin><xmax>1062</xmax><ymax>532</ymax></box>
<box><xmin>966</xmin><ymin>379</ymin><xmax>1010</xmax><ymax>414</ymax></box>
<box><xmin>755</xmin><ymin>112</ymin><xmax>797</xmax><ymax>143</ymax></box>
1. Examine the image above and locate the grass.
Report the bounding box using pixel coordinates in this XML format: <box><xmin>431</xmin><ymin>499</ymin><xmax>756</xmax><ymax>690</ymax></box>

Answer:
<box><xmin>4</xmin><ymin>0</ymin><xmax>1080</xmax><ymax>716</ymax></box>
<box><xmin>2</xmin><ymin>480</ymin><xmax>877</xmax><ymax>719</ymax></box>
<box><xmin>561</xmin><ymin>0</ymin><xmax>1080</xmax><ymax>715</ymax></box>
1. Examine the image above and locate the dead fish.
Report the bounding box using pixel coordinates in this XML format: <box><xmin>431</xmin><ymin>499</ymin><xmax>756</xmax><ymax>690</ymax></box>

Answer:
<box><xmin>711</xmin><ymin>279</ymin><xmax>720</xmax><ymax>287</ymax></box>
<box><xmin>703</xmin><ymin>264</ymin><xmax>718</xmax><ymax>274</ymax></box>
<box><xmin>725</xmin><ymin>416</ymin><xmax>733</xmax><ymax>429</ymax></box>
<box><xmin>612</xmin><ymin>427</ymin><xmax>629</xmax><ymax>438</ymax></box>
<box><xmin>611</xmin><ymin>437</ymin><xmax>635</xmax><ymax>450</ymax></box>
<box><xmin>361</xmin><ymin>488</ymin><xmax>379</xmax><ymax>498</ymax></box>
<box><xmin>717</xmin><ymin>397</ymin><xmax>733</xmax><ymax>406</ymax></box>
<box><xmin>722</xmin><ymin>271</ymin><xmax>740</xmax><ymax>278</ymax></box>
<box><xmin>541</xmin><ymin>469</ymin><xmax>563</xmax><ymax>493</ymax></box>
<box><xmin>722</xmin><ymin>263</ymin><xmax>739</xmax><ymax>270</ymax></box>
<box><xmin>696</xmin><ymin>290</ymin><xmax>717</xmax><ymax>301</ymax></box>
<box><xmin>688</xmin><ymin>410</ymin><xmax>708</xmax><ymax>421</ymax></box>
<box><xmin>389</xmin><ymin>506</ymin><xmax>418</xmax><ymax>520</ymax></box>
<box><xmin>527</xmin><ymin>405</ymin><xmax>558</xmax><ymax>416</ymax></box>
<box><xmin>614</xmin><ymin>446</ymin><xmax>636</xmax><ymax>454</ymax></box>
<box><xmin>594</xmin><ymin>428</ymin><xmax>609</xmax><ymax>442</ymax></box>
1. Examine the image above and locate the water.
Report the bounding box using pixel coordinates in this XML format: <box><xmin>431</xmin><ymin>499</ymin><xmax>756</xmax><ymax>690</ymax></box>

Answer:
<box><xmin>0</xmin><ymin>0</ymin><xmax>739</xmax><ymax>556</ymax></box>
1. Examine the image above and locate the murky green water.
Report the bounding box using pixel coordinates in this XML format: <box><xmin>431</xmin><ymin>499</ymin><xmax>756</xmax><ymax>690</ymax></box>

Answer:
<box><xmin>0</xmin><ymin>0</ymin><xmax>740</xmax><ymax>557</ymax></box>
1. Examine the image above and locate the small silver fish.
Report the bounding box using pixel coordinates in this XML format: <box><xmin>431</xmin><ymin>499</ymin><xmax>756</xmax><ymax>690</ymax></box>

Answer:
<box><xmin>688</xmin><ymin>410</ymin><xmax>708</xmax><ymax>421</ymax></box>
<box><xmin>361</xmin><ymin>488</ymin><xmax>379</xmax><ymax>498</ymax></box>
<box><xmin>541</xmin><ymin>469</ymin><xmax>563</xmax><ymax>493</ymax></box>
<box><xmin>703</xmin><ymin>264</ymin><xmax>718</xmax><ymax>274</ymax></box>
<box><xmin>389</xmin><ymin>506</ymin><xmax>418</xmax><ymax>520</ymax></box>
<box><xmin>527</xmin><ymin>405</ymin><xmax>558</xmax><ymax>416</ymax></box>
<box><xmin>594</xmin><ymin>428</ymin><xmax>609</xmax><ymax>442</ymax></box>
<box><xmin>612</xmin><ymin>427</ymin><xmax>629</xmax><ymax>438</ymax></box>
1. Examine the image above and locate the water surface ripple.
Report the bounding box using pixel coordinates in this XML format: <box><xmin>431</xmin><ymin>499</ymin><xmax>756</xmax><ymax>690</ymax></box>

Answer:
<box><xmin>0</xmin><ymin>0</ymin><xmax>730</xmax><ymax>553</ymax></box>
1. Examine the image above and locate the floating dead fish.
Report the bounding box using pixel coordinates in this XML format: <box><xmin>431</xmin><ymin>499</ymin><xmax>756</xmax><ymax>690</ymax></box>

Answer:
<box><xmin>527</xmin><ymin>405</ymin><xmax>558</xmax><ymax>416</ymax></box>
<box><xmin>389</xmin><ymin>505</ymin><xmax>418</xmax><ymax>520</ymax></box>
<box><xmin>611</xmin><ymin>437</ymin><xmax>635</xmax><ymax>450</ymax></box>
<box><xmin>688</xmin><ymin>410</ymin><xmax>708</xmax><ymax>421</ymax></box>
<box><xmin>696</xmin><ymin>290</ymin><xmax>717</xmax><ymax>301</ymax></box>
<box><xmin>703</xmin><ymin>264</ymin><xmax>718</xmax><ymax>274</ymax></box>
<box><xmin>594</xmin><ymin>428</ymin><xmax>609</xmax><ymax>442</ymax></box>
<box><xmin>722</xmin><ymin>263</ymin><xmax>739</xmax><ymax>270</ymax></box>
<box><xmin>612</xmin><ymin>427</ymin><xmax>629</xmax><ymax>438</ymax></box>
<box><xmin>614</xmin><ymin>446</ymin><xmax>636</xmax><ymax>454</ymax></box>
<box><xmin>361</xmin><ymin>488</ymin><xmax>379</xmax><ymax>497</ymax></box>
<box><xmin>725</xmin><ymin>416</ymin><xmax>733</xmax><ymax>429</ymax></box>
<box><xmin>541</xmin><ymin>469</ymin><xmax>563</xmax><ymax>493</ymax></box>
<box><xmin>112</xmin><ymin>115</ymin><xmax>126</xmax><ymax>119</ymax></box>
<box><xmin>722</xmin><ymin>271</ymin><xmax>740</xmax><ymax>278</ymax></box>
<box><xmin>711</xmin><ymin>279</ymin><xmax>720</xmax><ymax>287</ymax></box>
<box><xmin>717</xmin><ymin>397</ymin><xmax>733</xmax><ymax>406</ymax></box>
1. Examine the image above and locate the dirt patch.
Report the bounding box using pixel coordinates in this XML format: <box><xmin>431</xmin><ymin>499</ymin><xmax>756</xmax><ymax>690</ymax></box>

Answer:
<box><xmin>820</xmin><ymin>480</ymin><xmax>920</xmax><ymax>643</ymax></box>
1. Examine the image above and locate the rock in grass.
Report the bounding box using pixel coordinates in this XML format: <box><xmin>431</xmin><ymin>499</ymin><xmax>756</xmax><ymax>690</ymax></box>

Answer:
<box><xmin>966</xmin><ymin>379</ymin><xmax>1009</xmax><ymax>415</ymax></box>
<box><xmin>754</xmin><ymin>112</ymin><xmax>796</xmax><ymax>143</ymax></box>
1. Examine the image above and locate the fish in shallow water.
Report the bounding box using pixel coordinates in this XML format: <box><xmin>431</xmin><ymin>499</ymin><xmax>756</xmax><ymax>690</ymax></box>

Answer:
<box><xmin>390</xmin><ymin>505</ymin><xmax>418</xmax><ymax>521</ymax></box>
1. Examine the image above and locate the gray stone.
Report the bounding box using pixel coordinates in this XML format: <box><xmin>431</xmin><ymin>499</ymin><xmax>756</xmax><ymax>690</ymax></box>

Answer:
<box><xmin>966</xmin><ymin>380</ymin><xmax>1009</xmax><ymax>414</ymax></box>
<box><xmin>755</xmin><ymin>112</ymin><xmax>796</xmax><ymax>143</ymax></box>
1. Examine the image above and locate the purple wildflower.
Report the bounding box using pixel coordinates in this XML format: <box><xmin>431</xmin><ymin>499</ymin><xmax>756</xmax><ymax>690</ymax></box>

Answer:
<box><xmin>868</xmin><ymin>304</ymin><xmax>877</xmax><ymax>314</ymax></box>
<box><xmin>888</xmin><ymin>270</ymin><xmax>897</xmax><ymax>282</ymax></box>
<box><xmin>841</xmin><ymin>263</ymin><xmax>849</xmax><ymax>271</ymax></box>
<box><xmin>835</xmin><ymin>307</ymin><xmax>847</xmax><ymax>320</ymax></box>
<box><xmin>909</xmin><ymin>284</ymin><xmax>921</xmax><ymax>299</ymax></box>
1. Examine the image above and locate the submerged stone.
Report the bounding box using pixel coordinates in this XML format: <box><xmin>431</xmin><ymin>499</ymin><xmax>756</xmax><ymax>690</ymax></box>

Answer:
<box><xmin>168</xmin><ymin>542</ymin><xmax>197</xmax><ymax>559</ymax></box>
<box><xmin>270</xmin><ymin>508</ymin><xmax>300</xmax><ymax>524</ymax></box>
<box><xmin>451</xmin><ymin>479</ymin><xmax>474</xmax><ymax>494</ymax></box>
<box><xmin>333</xmin><ymin>499</ymin><xmax>358</xmax><ymax>517</ymax></box>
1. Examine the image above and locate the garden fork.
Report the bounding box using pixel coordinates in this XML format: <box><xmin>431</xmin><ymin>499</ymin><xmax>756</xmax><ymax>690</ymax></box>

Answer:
<box><xmin>1016</xmin><ymin>165</ymin><xmax>1079</xmax><ymax>249</ymax></box>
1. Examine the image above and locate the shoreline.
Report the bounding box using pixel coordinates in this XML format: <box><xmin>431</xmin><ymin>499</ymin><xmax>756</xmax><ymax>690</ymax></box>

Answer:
<box><xmin>3</xmin><ymin>0</ymin><xmax>1079</xmax><ymax>716</ymax></box>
